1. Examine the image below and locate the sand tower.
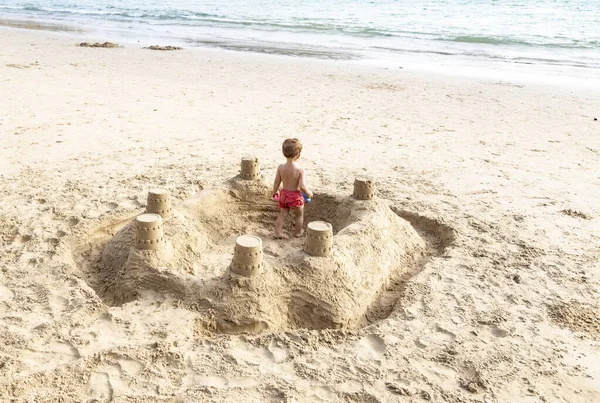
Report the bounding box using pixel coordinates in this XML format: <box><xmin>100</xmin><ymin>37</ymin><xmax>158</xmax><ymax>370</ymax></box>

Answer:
<box><xmin>304</xmin><ymin>221</ymin><xmax>333</xmax><ymax>257</ymax></box>
<box><xmin>230</xmin><ymin>235</ymin><xmax>263</xmax><ymax>276</ymax></box>
<box><xmin>353</xmin><ymin>176</ymin><xmax>375</xmax><ymax>200</ymax></box>
<box><xmin>240</xmin><ymin>156</ymin><xmax>260</xmax><ymax>180</ymax></box>
<box><xmin>146</xmin><ymin>189</ymin><xmax>172</xmax><ymax>218</ymax></box>
<box><xmin>135</xmin><ymin>214</ymin><xmax>165</xmax><ymax>250</ymax></box>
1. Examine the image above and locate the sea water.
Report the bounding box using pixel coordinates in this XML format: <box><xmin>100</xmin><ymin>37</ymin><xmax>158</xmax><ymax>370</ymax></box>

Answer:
<box><xmin>1</xmin><ymin>0</ymin><xmax>599</xmax><ymax>84</ymax></box>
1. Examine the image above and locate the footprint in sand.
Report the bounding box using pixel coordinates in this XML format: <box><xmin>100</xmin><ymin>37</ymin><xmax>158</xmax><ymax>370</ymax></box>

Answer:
<box><xmin>0</xmin><ymin>284</ymin><xmax>15</xmax><ymax>302</ymax></box>
<box><xmin>48</xmin><ymin>293</ymin><xmax>70</xmax><ymax>311</ymax></box>
<box><xmin>227</xmin><ymin>341</ymin><xmax>275</xmax><ymax>366</ymax></box>
<box><xmin>416</xmin><ymin>326</ymin><xmax>456</xmax><ymax>349</ymax></box>
<box><xmin>70</xmin><ymin>326</ymin><xmax>98</xmax><ymax>344</ymax></box>
<box><xmin>312</xmin><ymin>385</ymin><xmax>336</xmax><ymax>400</ymax></box>
<box><xmin>117</xmin><ymin>358</ymin><xmax>144</xmax><ymax>376</ymax></box>
<box><xmin>50</xmin><ymin>340</ymin><xmax>81</xmax><ymax>359</ymax></box>
<box><xmin>357</xmin><ymin>334</ymin><xmax>387</xmax><ymax>360</ymax></box>
<box><xmin>89</xmin><ymin>371</ymin><xmax>113</xmax><ymax>402</ymax></box>
<box><xmin>267</xmin><ymin>339</ymin><xmax>289</xmax><ymax>363</ymax></box>
<box><xmin>335</xmin><ymin>379</ymin><xmax>363</xmax><ymax>394</ymax></box>
<box><xmin>183</xmin><ymin>375</ymin><xmax>228</xmax><ymax>388</ymax></box>
<box><xmin>14</xmin><ymin>234</ymin><xmax>32</xmax><ymax>244</ymax></box>
<box><xmin>104</xmin><ymin>202</ymin><xmax>118</xmax><ymax>211</ymax></box>
<box><xmin>490</xmin><ymin>325</ymin><xmax>509</xmax><ymax>338</ymax></box>
<box><xmin>20</xmin><ymin>341</ymin><xmax>81</xmax><ymax>376</ymax></box>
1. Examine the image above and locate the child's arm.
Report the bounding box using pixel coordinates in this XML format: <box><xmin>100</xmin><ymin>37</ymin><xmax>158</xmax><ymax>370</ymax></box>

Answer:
<box><xmin>272</xmin><ymin>166</ymin><xmax>282</xmax><ymax>197</ymax></box>
<box><xmin>298</xmin><ymin>168</ymin><xmax>313</xmax><ymax>198</ymax></box>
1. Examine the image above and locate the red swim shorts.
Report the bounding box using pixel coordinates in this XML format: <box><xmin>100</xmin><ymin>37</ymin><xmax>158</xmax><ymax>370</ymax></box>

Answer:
<box><xmin>278</xmin><ymin>189</ymin><xmax>304</xmax><ymax>209</ymax></box>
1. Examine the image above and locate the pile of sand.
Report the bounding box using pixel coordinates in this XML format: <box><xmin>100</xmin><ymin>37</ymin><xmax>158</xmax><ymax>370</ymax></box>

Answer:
<box><xmin>143</xmin><ymin>45</ymin><xmax>182</xmax><ymax>51</ymax></box>
<box><xmin>78</xmin><ymin>42</ymin><xmax>121</xmax><ymax>48</ymax></box>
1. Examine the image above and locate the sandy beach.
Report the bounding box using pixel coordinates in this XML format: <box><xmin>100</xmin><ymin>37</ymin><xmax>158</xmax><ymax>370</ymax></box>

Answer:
<box><xmin>1</xmin><ymin>27</ymin><xmax>599</xmax><ymax>402</ymax></box>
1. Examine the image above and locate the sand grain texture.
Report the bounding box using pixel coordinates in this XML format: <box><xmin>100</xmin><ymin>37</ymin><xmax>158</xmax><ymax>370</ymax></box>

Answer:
<box><xmin>1</xmin><ymin>28</ymin><xmax>599</xmax><ymax>402</ymax></box>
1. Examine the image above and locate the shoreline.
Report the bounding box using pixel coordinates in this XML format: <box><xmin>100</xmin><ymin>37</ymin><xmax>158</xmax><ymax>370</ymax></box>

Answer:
<box><xmin>1</xmin><ymin>16</ymin><xmax>599</xmax><ymax>91</ymax></box>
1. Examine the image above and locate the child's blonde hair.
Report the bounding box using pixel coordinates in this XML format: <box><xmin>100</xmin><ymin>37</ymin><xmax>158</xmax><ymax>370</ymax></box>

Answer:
<box><xmin>282</xmin><ymin>138</ymin><xmax>302</xmax><ymax>159</ymax></box>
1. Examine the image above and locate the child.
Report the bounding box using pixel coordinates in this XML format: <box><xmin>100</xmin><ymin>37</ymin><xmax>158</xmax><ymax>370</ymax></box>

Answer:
<box><xmin>272</xmin><ymin>138</ymin><xmax>313</xmax><ymax>238</ymax></box>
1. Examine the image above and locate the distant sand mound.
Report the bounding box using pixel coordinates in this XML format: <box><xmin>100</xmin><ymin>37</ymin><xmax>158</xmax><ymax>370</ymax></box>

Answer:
<box><xmin>78</xmin><ymin>42</ymin><xmax>121</xmax><ymax>48</ymax></box>
<box><xmin>144</xmin><ymin>45</ymin><xmax>182</xmax><ymax>51</ymax></box>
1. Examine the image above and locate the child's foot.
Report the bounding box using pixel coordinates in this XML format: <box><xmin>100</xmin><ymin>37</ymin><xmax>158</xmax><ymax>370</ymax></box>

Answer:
<box><xmin>293</xmin><ymin>230</ymin><xmax>304</xmax><ymax>238</ymax></box>
<box><xmin>274</xmin><ymin>232</ymin><xmax>289</xmax><ymax>239</ymax></box>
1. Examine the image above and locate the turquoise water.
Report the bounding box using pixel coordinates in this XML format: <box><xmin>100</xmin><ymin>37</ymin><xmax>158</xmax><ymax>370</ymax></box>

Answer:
<box><xmin>1</xmin><ymin>0</ymin><xmax>599</xmax><ymax>74</ymax></box>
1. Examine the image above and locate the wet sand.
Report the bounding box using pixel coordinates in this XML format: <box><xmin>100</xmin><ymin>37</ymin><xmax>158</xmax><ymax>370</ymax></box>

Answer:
<box><xmin>0</xmin><ymin>18</ymin><xmax>84</xmax><ymax>33</ymax></box>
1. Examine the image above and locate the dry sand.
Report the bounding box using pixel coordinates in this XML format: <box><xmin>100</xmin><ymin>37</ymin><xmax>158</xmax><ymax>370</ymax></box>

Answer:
<box><xmin>1</xmin><ymin>28</ymin><xmax>600</xmax><ymax>402</ymax></box>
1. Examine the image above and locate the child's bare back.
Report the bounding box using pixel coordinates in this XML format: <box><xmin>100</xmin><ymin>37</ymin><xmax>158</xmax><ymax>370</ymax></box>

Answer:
<box><xmin>278</xmin><ymin>161</ymin><xmax>303</xmax><ymax>191</ymax></box>
<box><xmin>272</xmin><ymin>138</ymin><xmax>313</xmax><ymax>239</ymax></box>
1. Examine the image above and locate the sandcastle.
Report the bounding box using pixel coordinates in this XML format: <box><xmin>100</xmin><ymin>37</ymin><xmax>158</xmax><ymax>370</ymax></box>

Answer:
<box><xmin>240</xmin><ymin>156</ymin><xmax>260</xmax><ymax>180</ymax></box>
<box><xmin>304</xmin><ymin>221</ymin><xmax>333</xmax><ymax>257</ymax></box>
<box><xmin>134</xmin><ymin>214</ymin><xmax>165</xmax><ymax>250</ymax></box>
<box><xmin>145</xmin><ymin>189</ymin><xmax>172</xmax><ymax>218</ymax></box>
<box><xmin>81</xmin><ymin>166</ymin><xmax>429</xmax><ymax>333</ymax></box>
<box><xmin>353</xmin><ymin>175</ymin><xmax>375</xmax><ymax>200</ymax></box>
<box><xmin>230</xmin><ymin>235</ymin><xmax>263</xmax><ymax>276</ymax></box>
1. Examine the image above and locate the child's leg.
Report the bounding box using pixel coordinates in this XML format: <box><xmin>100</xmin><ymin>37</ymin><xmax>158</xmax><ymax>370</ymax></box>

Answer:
<box><xmin>274</xmin><ymin>208</ymin><xmax>289</xmax><ymax>239</ymax></box>
<box><xmin>291</xmin><ymin>206</ymin><xmax>304</xmax><ymax>237</ymax></box>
